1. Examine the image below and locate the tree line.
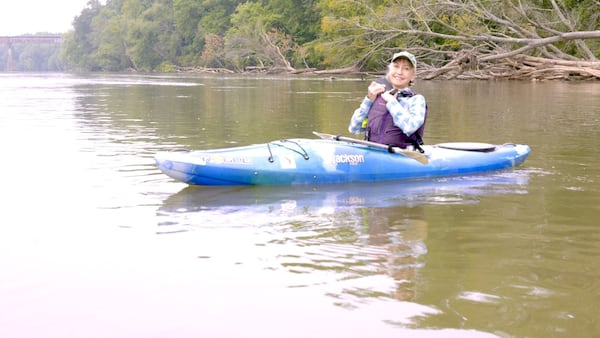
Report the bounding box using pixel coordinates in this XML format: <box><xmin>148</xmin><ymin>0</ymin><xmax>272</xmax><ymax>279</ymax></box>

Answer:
<box><xmin>5</xmin><ymin>0</ymin><xmax>600</xmax><ymax>79</ymax></box>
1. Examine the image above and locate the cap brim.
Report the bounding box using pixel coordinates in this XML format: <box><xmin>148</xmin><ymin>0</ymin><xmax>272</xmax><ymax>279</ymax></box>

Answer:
<box><xmin>392</xmin><ymin>56</ymin><xmax>415</xmax><ymax>67</ymax></box>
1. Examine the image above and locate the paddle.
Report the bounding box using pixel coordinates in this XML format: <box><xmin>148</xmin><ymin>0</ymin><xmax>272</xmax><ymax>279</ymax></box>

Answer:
<box><xmin>313</xmin><ymin>131</ymin><xmax>429</xmax><ymax>165</ymax></box>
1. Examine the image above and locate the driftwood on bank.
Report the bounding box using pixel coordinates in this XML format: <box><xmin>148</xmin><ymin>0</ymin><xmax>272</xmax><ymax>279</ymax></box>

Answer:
<box><xmin>175</xmin><ymin>66</ymin><xmax>235</xmax><ymax>74</ymax></box>
<box><xmin>175</xmin><ymin>51</ymin><xmax>600</xmax><ymax>81</ymax></box>
<box><xmin>415</xmin><ymin>51</ymin><xmax>600</xmax><ymax>81</ymax></box>
<box><xmin>307</xmin><ymin>52</ymin><xmax>600</xmax><ymax>81</ymax></box>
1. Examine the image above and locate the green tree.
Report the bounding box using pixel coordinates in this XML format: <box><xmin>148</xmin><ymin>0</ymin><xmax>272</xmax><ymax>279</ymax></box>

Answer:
<box><xmin>92</xmin><ymin>0</ymin><xmax>132</xmax><ymax>71</ymax></box>
<box><xmin>315</xmin><ymin>0</ymin><xmax>393</xmax><ymax>69</ymax></box>
<box><xmin>197</xmin><ymin>0</ymin><xmax>242</xmax><ymax>35</ymax></box>
<box><xmin>225</xmin><ymin>1</ymin><xmax>296</xmax><ymax>71</ymax></box>
<box><xmin>267</xmin><ymin>0</ymin><xmax>322</xmax><ymax>68</ymax></box>
<box><xmin>268</xmin><ymin>0</ymin><xmax>321</xmax><ymax>45</ymax></box>
<box><xmin>62</xmin><ymin>0</ymin><xmax>104</xmax><ymax>70</ymax></box>
<box><xmin>174</xmin><ymin>0</ymin><xmax>242</xmax><ymax>67</ymax></box>
<box><xmin>19</xmin><ymin>44</ymin><xmax>61</xmax><ymax>71</ymax></box>
<box><xmin>122</xmin><ymin>0</ymin><xmax>181</xmax><ymax>71</ymax></box>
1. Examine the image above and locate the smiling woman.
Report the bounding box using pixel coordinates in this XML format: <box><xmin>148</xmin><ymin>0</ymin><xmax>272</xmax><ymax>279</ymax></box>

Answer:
<box><xmin>0</xmin><ymin>0</ymin><xmax>92</xmax><ymax>35</ymax></box>
<box><xmin>348</xmin><ymin>51</ymin><xmax>428</xmax><ymax>152</ymax></box>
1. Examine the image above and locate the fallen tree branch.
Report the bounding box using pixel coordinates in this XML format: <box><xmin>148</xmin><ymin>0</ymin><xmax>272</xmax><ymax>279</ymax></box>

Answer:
<box><xmin>418</xmin><ymin>52</ymin><xmax>600</xmax><ymax>80</ymax></box>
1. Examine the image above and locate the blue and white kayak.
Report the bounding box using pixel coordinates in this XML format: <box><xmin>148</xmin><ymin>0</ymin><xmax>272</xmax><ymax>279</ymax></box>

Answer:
<box><xmin>154</xmin><ymin>132</ymin><xmax>531</xmax><ymax>186</ymax></box>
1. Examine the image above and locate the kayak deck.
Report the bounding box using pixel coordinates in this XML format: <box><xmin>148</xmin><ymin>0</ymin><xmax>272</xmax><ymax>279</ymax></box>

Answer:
<box><xmin>154</xmin><ymin>138</ymin><xmax>531</xmax><ymax>186</ymax></box>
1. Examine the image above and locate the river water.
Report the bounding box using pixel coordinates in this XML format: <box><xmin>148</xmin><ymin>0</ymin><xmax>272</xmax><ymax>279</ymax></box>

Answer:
<box><xmin>0</xmin><ymin>73</ymin><xmax>598</xmax><ymax>338</ymax></box>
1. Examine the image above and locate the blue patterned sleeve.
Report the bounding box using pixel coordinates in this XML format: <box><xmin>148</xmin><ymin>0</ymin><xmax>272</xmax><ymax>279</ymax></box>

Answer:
<box><xmin>348</xmin><ymin>96</ymin><xmax>372</xmax><ymax>134</ymax></box>
<box><xmin>386</xmin><ymin>94</ymin><xmax>427</xmax><ymax>136</ymax></box>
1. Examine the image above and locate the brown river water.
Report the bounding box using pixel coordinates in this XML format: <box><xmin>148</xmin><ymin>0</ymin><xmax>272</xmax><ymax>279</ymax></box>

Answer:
<box><xmin>0</xmin><ymin>73</ymin><xmax>598</xmax><ymax>337</ymax></box>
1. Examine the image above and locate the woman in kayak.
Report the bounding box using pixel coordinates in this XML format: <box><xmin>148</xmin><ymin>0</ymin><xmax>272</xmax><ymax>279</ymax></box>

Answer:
<box><xmin>348</xmin><ymin>51</ymin><xmax>428</xmax><ymax>152</ymax></box>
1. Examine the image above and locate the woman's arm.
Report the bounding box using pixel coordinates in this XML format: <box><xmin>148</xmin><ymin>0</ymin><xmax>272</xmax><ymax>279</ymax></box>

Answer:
<box><xmin>386</xmin><ymin>94</ymin><xmax>427</xmax><ymax>136</ymax></box>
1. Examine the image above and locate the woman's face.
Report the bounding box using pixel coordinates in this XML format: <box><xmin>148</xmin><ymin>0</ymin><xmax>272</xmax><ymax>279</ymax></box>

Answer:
<box><xmin>386</xmin><ymin>58</ymin><xmax>415</xmax><ymax>89</ymax></box>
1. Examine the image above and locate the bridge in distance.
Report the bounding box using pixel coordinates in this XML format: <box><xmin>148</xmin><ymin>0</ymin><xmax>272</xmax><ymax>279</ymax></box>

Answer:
<box><xmin>0</xmin><ymin>35</ymin><xmax>63</xmax><ymax>71</ymax></box>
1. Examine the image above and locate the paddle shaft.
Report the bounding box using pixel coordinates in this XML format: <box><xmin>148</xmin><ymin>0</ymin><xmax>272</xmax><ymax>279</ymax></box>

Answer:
<box><xmin>313</xmin><ymin>131</ymin><xmax>429</xmax><ymax>164</ymax></box>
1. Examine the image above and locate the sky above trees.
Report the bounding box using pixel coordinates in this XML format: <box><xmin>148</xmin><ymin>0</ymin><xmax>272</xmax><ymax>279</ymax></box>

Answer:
<box><xmin>0</xmin><ymin>0</ymin><xmax>92</xmax><ymax>35</ymax></box>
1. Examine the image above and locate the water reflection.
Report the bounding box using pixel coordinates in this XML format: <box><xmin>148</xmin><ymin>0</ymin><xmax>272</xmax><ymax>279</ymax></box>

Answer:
<box><xmin>157</xmin><ymin>171</ymin><xmax>529</xmax><ymax>307</ymax></box>
<box><xmin>357</xmin><ymin>205</ymin><xmax>428</xmax><ymax>301</ymax></box>
<box><xmin>157</xmin><ymin>171</ymin><xmax>530</xmax><ymax>229</ymax></box>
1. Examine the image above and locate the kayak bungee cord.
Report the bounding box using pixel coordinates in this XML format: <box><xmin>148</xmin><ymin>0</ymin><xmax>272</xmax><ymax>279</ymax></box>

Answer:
<box><xmin>266</xmin><ymin>139</ymin><xmax>310</xmax><ymax>161</ymax></box>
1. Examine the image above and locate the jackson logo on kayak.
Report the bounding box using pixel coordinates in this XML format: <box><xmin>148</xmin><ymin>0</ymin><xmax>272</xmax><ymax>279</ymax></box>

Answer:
<box><xmin>278</xmin><ymin>154</ymin><xmax>365</xmax><ymax>169</ymax></box>
<box><xmin>333</xmin><ymin>154</ymin><xmax>365</xmax><ymax>166</ymax></box>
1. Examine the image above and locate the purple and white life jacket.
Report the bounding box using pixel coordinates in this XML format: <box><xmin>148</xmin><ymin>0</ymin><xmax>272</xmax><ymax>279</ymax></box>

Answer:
<box><xmin>366</xmin><ymin>89</ymin><xmax>427</xmax><ymax>151</ymax></box>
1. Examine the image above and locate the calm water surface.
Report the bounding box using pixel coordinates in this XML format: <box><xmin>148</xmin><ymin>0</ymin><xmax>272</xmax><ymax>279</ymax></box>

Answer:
<box><xmin>0</xmin><ymin>73</ymin><xmax>598</xmax><ymax>338</ymax></box>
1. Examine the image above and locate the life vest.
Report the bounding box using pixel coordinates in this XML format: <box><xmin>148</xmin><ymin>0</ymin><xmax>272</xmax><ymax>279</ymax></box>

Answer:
<box><xmin>365</xmin><ymin>79</ymin><xmax>427</xmax><ymax>151</ymax></box>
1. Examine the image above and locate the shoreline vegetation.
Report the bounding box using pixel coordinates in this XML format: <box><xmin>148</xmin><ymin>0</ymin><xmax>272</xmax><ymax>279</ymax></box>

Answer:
<box><xmin>175</xmin><ymin>52</ymin><xmax>600</xmax><ymax>81</ymax></box>
<box><xmin>3</xmin><ymin>1</ymin><xmax>598</xmax><ymax>80</ymax></box>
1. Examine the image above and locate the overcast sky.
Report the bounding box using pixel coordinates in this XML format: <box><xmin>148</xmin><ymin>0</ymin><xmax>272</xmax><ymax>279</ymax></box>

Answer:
<box><xmin>0</xmin><ymin>0</ymin><xmax>93</xmax><ymax>36</ymax></box>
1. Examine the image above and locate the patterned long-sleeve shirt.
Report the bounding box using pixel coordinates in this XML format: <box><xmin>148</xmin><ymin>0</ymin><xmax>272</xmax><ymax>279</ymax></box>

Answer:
<box><xmin>348</xmin><ymin>90</ymin><xmax>427</xmax><ymax>136</ymax></box>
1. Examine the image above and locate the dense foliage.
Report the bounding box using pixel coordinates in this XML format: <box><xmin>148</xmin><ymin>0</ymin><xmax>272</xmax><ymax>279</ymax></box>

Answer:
<box><xmin>60</xmin><ymin>0</ymin><xmax>324</xmax><ymax>72</ymax></box>
<box><xmin>3</xmin><ymin>0</ymin><xmax>599</xmax><ymax>74</ymax></box>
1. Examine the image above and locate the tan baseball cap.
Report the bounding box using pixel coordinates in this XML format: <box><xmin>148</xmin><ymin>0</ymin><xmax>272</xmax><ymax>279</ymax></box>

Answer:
<box><xmin>391</xmin><ymin>51</ymin><xmax>416</xmax><ymax>69</ymax></box>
